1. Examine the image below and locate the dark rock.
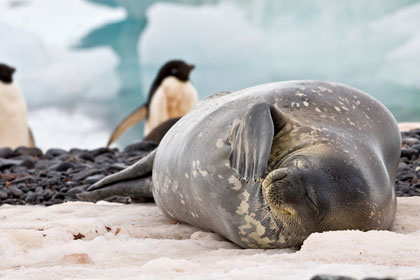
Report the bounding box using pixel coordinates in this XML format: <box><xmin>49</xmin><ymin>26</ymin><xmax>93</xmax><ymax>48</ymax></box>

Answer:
<box><xmin>91</xmin><ymin>147</ymin><xmax>116</xmax><ymax>157</ymax></box>
<box><xmin>49</xmin><ymin>162</ymin><xmax>75</xmax><ymax>172</ymax></box>
<box><xmin>397</xmin><ymin>162</ymin><xmax>411</xmax><ymax>172</ymax></box>
<box><xmin>13</xmin><ymin>175</ymin><xmax>36</xmax><ymax>184</ymax></box>
<box><xmin>123</xmin><ymin>142</ymin><xmax>157</xmax><ymax>154</ymax></box>
<box><xmin>410</xmin><ymin>143</ymin><xmax>420</xmax><ymax>152</ymax></box>
<box><xmin>35</xmin><ymin>186</ymin><xmax>44</xmax><ymax>197</ymax></box>
<box><xmin>0</xmin><ymin>189</ymin><xmax>8</xmax><ymax>199</ymax></box>
<box><xmin>3</xmin><ymin>198</ymin><xmax>19</xmax><ymax>204</ymax></box>
<box><xmin>20</xmin><ymin>159</ymin><xmax>35</xmax><ymax>169</ymax></box>
<box><xmin>65</xmin><ymin>181</ymin><xmax>77</xmax><ymax>188</ymax></box>
<box><xmin>44</xmin><ymin>188</ymin><xmax>54</xmax><ymax>200</ymax></box>
<box><xmin>0</xmin><ymin>159</ymin><xmax>23</xmax><ymax>170</ymax></box>
<box><xmin>17</xmin><ymin>183</ymin><xmax>29</xmax><ymax>193</ymax></box>
<box><xmin>69</xmin><ymin>148</ymin><xmax>87</xmax><ymax>155</ymax></box>
<box><xmin>13</xmin><ymin>147</ymin><xmax>43</xmax><ymax>157</ymax></box>
<box><xmin>397</xmin><ymin>172</ymin><xmax>415</xmax><ymax>182</ymax></box>
<box><xmin>72</xmin><ymin>168</ymin><xmax>101</xmax><ymax>181</ymax></box>
<box><xmin>52</xmin><ymin>192</ymin><xmax>65</xmax><ymax>200</ymax></box>
<box><xmin>94</xmin><ymin>154</ymin><xmax>114</xmax><ymax>164</ymax></box>
<box><xmin>396</xmin><ymin>183</ymin><xmax>410</xmax><ymax>193</ymax></box>
<box><xmin>66</xmin><ymin>187</ymin><xmax>84</xmax><ymax>198</ymax></box>
<box><xmin>77</xmin><ymin>153</ymin><xmax>94</xmax><ymax>162</ymax></box>
<box><xmin>8</xmin><ymin>185</ymin><xmax>23</xmax><ymax>197</ymax></box>
<box><xmin>10</xmin><ymin>166</ymin><xmax>28</xmax><ymax>174</ymax></box>
<box><xmin>412</xmin><ymin>183</ymin><xmax>420</xmax><ymax>189</ymax></box>
<box><xmin>310</xmin><ymin>275</ymin><xmax>356</xmax><ymax>280</ymax></box>
<box><xmin>0</xmin><ymin>147</ymin><xmax>13</xmax><ymax>158</ymax></box>
<box><xmin>35</xmin><ymin>160</ymin><xmax>58</xmax><ymax>170</ymax></box>
<box><xmin>401</xmin><ymin>148</ymin><xmax>419</xmax><ymax>160</ymax></box>
<box><xmin>84</xmin><ymin>174</ymin><xmax>105</xmax><ymax>184</ymax></box>
<box><xmin>45</xmin><ymin>148</ymin><xmax>68</xmax><ymax>158</ymax></box>
<box><xmin>25</xmin><ymin>191</ymin><xmax>36</xmax><ymax>203</ymax></box>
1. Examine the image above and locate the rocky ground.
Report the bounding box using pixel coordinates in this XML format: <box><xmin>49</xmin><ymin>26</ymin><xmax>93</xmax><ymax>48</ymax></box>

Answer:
<box><xmin>0</xmin><ymin>142</ymin><xmax>157</xmax><ymax>206</ymax></box>
<box><xmin>0</xmin><ymin>130</ymin><xmax>420</xmax><ymax>206</ymax></box>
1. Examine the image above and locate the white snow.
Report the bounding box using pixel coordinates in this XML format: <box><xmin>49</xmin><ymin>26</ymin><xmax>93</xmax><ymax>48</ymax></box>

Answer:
<box><xmin>0</xmin><ymin>0</ymin><xmax>124</xmax><ymax>106</ymax></box>
<box><xmin>1</xmin><ymin>197</ymin><xmax>420</xmax><ymax>279</ymax></box>
<box><xmin>28</xmin><ymin>107</ymin><xmax>109</xmax><ymax>151</ymax></box>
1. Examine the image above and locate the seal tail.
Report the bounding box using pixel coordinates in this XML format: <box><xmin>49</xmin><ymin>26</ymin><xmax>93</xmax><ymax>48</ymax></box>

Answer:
<box><xmin>107</xmin><ymin>104</ymin><xmax>148</xmax><ymax>147</ymax></box>
<box><xmin>77</xmin><ymin>150</ymin><xmax>156</xmax><ymax>201</ymax></box>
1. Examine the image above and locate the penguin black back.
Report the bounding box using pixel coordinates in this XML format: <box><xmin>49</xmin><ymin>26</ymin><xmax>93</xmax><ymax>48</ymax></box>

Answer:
<box><xmin>0</xmin><ymin>64</ymin><xmax>16</xmax><ymax>84</ymax></box>
<box><xmin>147</xmin><ymin>60</ymin><xmax>195</xmax><ymax>106</ymax></box>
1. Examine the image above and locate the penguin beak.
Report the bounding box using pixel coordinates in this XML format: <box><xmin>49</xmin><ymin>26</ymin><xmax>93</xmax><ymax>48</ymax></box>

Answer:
<box><xmin>187</xmin><ymin>64</ymin><xmax>195</xmax><ymax>72</ymax></box>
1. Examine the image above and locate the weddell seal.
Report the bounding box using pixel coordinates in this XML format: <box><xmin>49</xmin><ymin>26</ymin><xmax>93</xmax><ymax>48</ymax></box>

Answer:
<box><xmin>107</xmin><ymin>60</ymin><xmax>198</xmax><ymax>146</ymax></box>
<box><xmin>0</xmin><ymin>63</ymin><xmax>35</xmax><ymax>148</ymax></box>
<box><xmin>79</xmin><ymin>80</ymin><xmax>401</xmax><ymax>249</ymax></box>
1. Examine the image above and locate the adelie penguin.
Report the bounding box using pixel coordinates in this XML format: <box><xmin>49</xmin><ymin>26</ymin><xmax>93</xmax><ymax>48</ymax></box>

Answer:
<box><xmin>107</xmin><ymin>60</ymin><xmax>198</xmax><ymax>146</ymax></box>
<box><xmin>0</xmin><ymin>63</ymin><xmax>35</xmax><ymax>149</ymax></box>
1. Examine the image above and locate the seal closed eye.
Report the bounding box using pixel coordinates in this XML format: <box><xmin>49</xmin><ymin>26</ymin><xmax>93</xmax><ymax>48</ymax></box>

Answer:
<box><xmin>79</xmin><ymin>80</ymin><xmax>400</xmax><ymax>249</ymax></box>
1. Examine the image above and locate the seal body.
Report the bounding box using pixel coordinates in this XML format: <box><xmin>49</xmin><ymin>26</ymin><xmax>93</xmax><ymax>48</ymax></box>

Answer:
<box><xmin>0</xmin><ymin>64</ymin><xmax>33</xmax><ymax>148</ymax></box>
<box><xmin>152</xmin><ymin>81</ymin><xmax>400</xmax><ymax>248</ymax></box>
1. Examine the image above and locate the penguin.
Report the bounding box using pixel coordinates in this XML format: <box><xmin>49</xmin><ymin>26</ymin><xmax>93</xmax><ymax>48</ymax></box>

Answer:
<box><xmin>107</xmin><ymin>60</ymin><xmax>198</xmax><ymax>147</ymax></box>
<box><xmin>0</xmin><ymin>63</ymin><xmax>35</xmax><ymax>149</ymax></box>
<box><xmin>143</xmin><ymin>117</ymin><xmax>181</xmax><ymax>144</ymax></box>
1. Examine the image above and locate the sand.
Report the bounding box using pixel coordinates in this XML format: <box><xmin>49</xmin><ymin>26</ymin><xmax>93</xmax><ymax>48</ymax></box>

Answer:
<box><xmin>0</xmin><ymin>197</ymin><xmax>419</xmax><ymax>280</ymax></box>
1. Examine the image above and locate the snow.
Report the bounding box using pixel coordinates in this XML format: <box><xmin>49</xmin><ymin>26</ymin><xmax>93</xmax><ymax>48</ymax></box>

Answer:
<box><xmin>1</xmin><ymin>197</ymin><xmax>420</xmax><ymax>279</ymax></box>
<box><xmin>27</xmin><ymin>107</ymin><xmax>109</xmax><ymax>151</ymax></box>
<box><xmin>0</xmin><ymin>0</ymin><xmax>124</xmax><ymax>106</ymax></box>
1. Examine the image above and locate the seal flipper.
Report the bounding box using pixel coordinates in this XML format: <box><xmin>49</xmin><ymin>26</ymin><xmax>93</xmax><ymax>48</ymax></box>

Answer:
<box><xmin>228</xmin><ymin>103</ymin><xmax>287</xmax><ymax>182</ymax></box>
<box><xmin>77</xmin><ymin>150</ymin><xmax>156</xmax><ymax>201</ymax></box>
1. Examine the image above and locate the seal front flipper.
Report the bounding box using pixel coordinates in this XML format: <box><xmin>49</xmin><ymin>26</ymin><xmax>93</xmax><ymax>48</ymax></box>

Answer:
<box><xmin>228</xmin><ymin>103</ymin><xmax>288</xmax><ymax>182</ymax></box>
<box><xmin>107</xmin><ymin>104</ymin><xmax>147</xmax><ymax>147</ymax></box>
<box><xmin>77</xmin><ymin>150</ymin><xmax>156</xmax><ymax>201</ymax></box>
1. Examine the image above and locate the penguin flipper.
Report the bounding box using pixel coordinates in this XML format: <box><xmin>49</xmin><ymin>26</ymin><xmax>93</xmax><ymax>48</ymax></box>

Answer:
<box><xmin>28</xmin><ymin>127</ymin><xmax>35</xmax><ymax>147</ymax></box>
<box><xmin>107</xmin><ymin>104</ymin><xmax>147</xmax><ymax>147</ymax></box>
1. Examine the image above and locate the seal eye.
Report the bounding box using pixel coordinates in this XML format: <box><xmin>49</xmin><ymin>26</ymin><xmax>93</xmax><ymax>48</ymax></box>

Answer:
<box><xmin>304</xmin><ymin>191</ymin><xmax>318</xmax><ymax>212</ymax></box>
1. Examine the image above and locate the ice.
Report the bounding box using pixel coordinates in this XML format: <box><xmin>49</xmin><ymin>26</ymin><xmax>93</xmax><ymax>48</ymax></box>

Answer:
<box><xmin>1</xmin><ymin>197</ymin><xmax>420</xmax><ymax>279</ymax></box>
<box><xmin>0</xmin><ymin>0</ymin><xmax>126</xmax><ymax>46</ymax></box>
<box><xmin>28</xmin><ymin>107</ymin><xmax>109</xmax><ymax>151</ymax></box>
<box><xmin>0</xmin><ymin>0</ymin><xmax>125</xmax><ymax>106</ymax></box>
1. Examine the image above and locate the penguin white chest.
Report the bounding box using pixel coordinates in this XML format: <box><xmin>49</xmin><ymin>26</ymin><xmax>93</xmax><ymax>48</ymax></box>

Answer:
<box><xmin>145</xmin><ymin>77</ymin><xmax>198</xmax><ymax>134</ymax></box>
<box><xmin>0</xmin><ymin>82</ymin><xmax>31</xmax><ymax>148</ymax></box>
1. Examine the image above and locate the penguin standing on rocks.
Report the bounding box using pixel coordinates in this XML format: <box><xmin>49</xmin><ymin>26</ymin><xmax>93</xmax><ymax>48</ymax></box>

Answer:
<box><xmin>0</xmin><ymin>63</ymin><xmax>34</xmax><ymax>149</ymax></box>
<box><xmin>107</xmin><ymin>60</ymin><xmax>198</xmax><ymax>146</ymax></box>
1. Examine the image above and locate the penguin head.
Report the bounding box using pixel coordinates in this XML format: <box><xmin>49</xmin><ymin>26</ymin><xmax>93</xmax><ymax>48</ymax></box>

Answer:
<box><xmin>157</xmin><ymin>60</ymin><xmax>195</xmax><ymax>82</ymax></box>
<box><xmin>0</xmin><ymin>63</ymin><xmax>16</xmax><ymax>84</ymax></box>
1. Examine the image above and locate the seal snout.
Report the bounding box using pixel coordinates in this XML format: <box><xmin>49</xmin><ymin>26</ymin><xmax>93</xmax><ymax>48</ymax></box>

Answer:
<box><xmin>262</xmin><ymin>168</ymin><xmax>297</xmax><ymax>214</ymax></box>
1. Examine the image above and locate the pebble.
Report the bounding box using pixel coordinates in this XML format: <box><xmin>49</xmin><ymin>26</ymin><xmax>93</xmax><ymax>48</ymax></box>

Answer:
<box><xmin>9</xmin><ymin>185</ymin><xmax>23</xmax><ymax>197</ymax></box>
<box><xmin>0</xmin><ymin>140</ymin><xmax>155</xmax><ymax>206</ymax></box>
<box><xmin>0</xmin><ymin>147</ymin><xmax>13</xmax><ymax>158</ymax></box>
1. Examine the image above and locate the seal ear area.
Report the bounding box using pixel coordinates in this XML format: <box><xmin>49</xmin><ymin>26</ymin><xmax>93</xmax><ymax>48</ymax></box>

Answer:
<box><xmin>228</xmin><ymin>103</ymin><xmax>288</xmax><ymax>182</ymax></box>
